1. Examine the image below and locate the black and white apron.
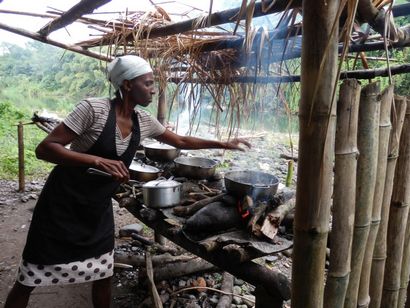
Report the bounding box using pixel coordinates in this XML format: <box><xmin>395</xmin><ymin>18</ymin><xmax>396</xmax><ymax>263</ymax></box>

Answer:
<box><xmin>18</xmin><ymin>102</ymin><xmax>140</xmax><ymax>286</ymax></box>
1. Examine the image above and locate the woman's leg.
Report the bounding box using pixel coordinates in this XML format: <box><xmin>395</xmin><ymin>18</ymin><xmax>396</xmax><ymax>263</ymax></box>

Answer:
<box><xmin>92</xmin><ymin>277</ymin><xmax>112</xmax><ymax>308</ymax></box>
<box><xmin>4</xmin><ymin>281</ymin><xmax>35</xmax><ymax>308</ymax></box>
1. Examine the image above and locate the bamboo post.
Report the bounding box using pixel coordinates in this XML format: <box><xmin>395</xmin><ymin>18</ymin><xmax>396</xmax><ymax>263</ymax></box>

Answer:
<box><xmin>358</xmin><ymin>85</ymin><xmax>394</xmax><ymax>308</ymax></box>
<box><xmin>285</xmin><ymin>160</ymin><xmax>294</xmax><ymax>187</ymax></box>
<box><xmin>369</xmin><ymin>96</ymin><xmax>407</xmax><ymax>308</ymax></box>
<box><xmin>344</xmin><ymin>82</ymin><xmax>381</xmax><ymax>308</ymax></box>
<box><xmin>157</xmin><ymin>82</ymin><xmax>167</xmax><ymax>126</ymax></box>
<box><xmin>324</xmin><ymin>79</ymin><xmax>361</xmax><ymax>308</ymax></box>
<box><xmin>291</xmin><ymin>1</ymin><xmax>339</xmax><ymax>307</ymax></box>
<box><xmin>381</xmin><ymin>97</ymin><xmax>410</xmax><ymax>308</ymax></box>
<box><xmin>399</xmin><ymin>99</ymin><xmax>410</xmax><ymax>308</ymax></box>
<box><xmin>17</xmin><ymin>121</ymin><xmax>25</xmax><ymax>192</ymax></box>
<box><xmin>154</xmin><ymin>81</ymin><xmax>167</xmax><ymax>246</ymax></box>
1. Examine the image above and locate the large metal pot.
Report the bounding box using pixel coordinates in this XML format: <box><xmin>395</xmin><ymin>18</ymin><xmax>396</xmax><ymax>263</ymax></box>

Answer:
<box><xmin>224</xmin><ymin>170</ymin><xmax>279</xmax><ymax>200</ymax></box>
<box><xmin>129</xmin><ymin>161</ymin><xmax>162</xmax><ymax>182</ymax></box>
<box><xmin>142</xmin><ymin>178</ymin><xmax>181</xmax><ymax>208</ymax></box>
<box><xmin>143</xmin><ymin>142</ymin><xmax>180</xmax><ymax>162</ymax></box>
<box><xmin>174</xmin><ymin>157</ymin><xmax>218</xmax><ymax>180</ymax></box>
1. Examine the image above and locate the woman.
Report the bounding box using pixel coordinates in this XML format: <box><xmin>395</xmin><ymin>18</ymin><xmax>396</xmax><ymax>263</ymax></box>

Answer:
<box><xmin>5</xmin><ymin>55</ymin><xmax>250</xmax><ymax>308</ymax></box>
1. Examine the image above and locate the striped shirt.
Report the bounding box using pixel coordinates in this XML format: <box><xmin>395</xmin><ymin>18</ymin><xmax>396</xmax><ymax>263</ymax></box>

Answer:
<box><xmin>64</xmin><ymin>97</ymin><xmax>166</xmax><ymax>156</ymax></box>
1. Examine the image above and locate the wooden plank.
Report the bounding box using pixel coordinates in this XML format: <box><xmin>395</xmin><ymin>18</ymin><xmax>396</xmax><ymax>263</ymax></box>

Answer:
<box><xmin>38</xmin><ymin>0</ymin><xmax>111</xmax><ymax>37</ymax></box>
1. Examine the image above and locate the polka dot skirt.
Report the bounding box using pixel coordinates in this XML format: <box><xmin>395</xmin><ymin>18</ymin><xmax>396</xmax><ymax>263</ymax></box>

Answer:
<box><xmin>17</xmin><ymin>250</ymin><xmax>114</xmax><ymax>287</ymax></box>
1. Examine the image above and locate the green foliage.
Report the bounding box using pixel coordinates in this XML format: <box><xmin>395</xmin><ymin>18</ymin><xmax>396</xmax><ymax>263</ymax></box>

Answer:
<box><xmin>0</xmin><ymin>41</ymin><xmax>112</xmax><ymax>179</ymax></box>
<box><xmin>0</xmin><ymin>101</ymin><xmax>53</xmax><ymax>179</ymax></box>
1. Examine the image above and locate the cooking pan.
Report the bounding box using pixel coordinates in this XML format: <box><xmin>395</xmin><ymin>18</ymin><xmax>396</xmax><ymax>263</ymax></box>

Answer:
<box><xmin>143</xmin><ymin>142</ymin><xmax>180</xmax><ymax>162</ymax></box>
<box><xmin>224</xmin><ymin>170</ymin><xmax>279</xmax><ymax>200</ymax></box>
<box><xmin>142</xmin><ymin>177</ymin><xmax>181</xmax><ymax>208</ymax></box>
<box><xmin>174</xmin><ymin>156</ymin><xmax>219</xmax><ymax>180</ymax></box>
<box><xmin>129</xmin><ymin>161</ymin><xmax>162</xmax><ymax>182</ymax></box>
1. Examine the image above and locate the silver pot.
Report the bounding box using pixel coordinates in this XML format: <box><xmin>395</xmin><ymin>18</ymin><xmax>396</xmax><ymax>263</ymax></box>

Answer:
<box><xmin>142</xmin><ymin>178</ymin><xmax>181</xmax><ymax>208</ymax></box>
<box><xmin>129</xmin><ymin>161</ymin><xmax>162</xmax><ymax>182</ymax></box>
<box><xmin>174</xmin><ymin>157</ymin><xmax>218</xmax><ymax>180</ymax></box>
<box><xmin>224</xmin><ymin>170</ymin><xmax>279</xmax><ymax>200</ymax></box>
<box><xmin>143</xmin><ymin>142</ymin><xmax>180</xmax><ymax>162</ymax></box>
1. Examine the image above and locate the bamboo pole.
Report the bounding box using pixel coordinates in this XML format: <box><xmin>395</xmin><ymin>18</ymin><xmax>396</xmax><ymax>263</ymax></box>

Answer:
<box><xmin>17</xmin><ymin>122</ymin><xmax>25</xmax><ymax>192</ymax></box>
<box><xmin>291</xmin><ymin>0</ymin><xmax>339</xmax><ymax>307</ymax></box>
<box><xmin>157</xmin><ymin>83</ymin><xmax>167</xmax><ymax>125</ymax></box>
<box><xmin>154</xmin><ymin>82</ymin><xmax>168</xmax><ymax>246</ymax></box>
<box><xmin>344</xmin><ymin>81</ymin><xmax>381</xmax><ymax>308</ymax></box>
<box><xmin>399</xmin><ymin>99</ymin><xmax>410</xmax><ymax>308</ymax></box>
<box><xmin>324</xmin><ymin>79</ymin><xmax>361</xmax><ymax>308</ymax></box>
<box><xmin>381</xmin><ymin>98</ymin><xmax>410</xmax><ymax>308</ymax></box>
<box><xmin>357</xmin><ymin>85</ymin><xmax>394</xmax><ymax>308</ymax></box>
<box><xmin>369</xmin><ymin>96</ymin><xmax>408</xmax><ymax>308</ymax></box>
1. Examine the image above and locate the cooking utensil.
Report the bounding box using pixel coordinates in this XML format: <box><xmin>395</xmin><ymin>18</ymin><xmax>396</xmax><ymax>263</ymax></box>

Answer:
<box><xmin>143</xmin><ymin>142</ymin><xmax>180</xmax><ymax>162</ymax></box>
<box><xmin>224</xmin><ymin>170</ymin><xmax>279</xmax><ymax>200</ymax></box>
<box><xmin>87</xmin><ymin>168</ymin><xmax>145</xmax><ymax>187</ymax></box>
<box><xmin>129</xmin><ymin>160</ymin><xmax>162</xmax><ymax>182</ymax></box>
<box><xmin>87</xmin><ymin>168</ymin><xmax>112</xmax><ymax>178</ymax></box>
<box><xmin>174</xmin><ymin>156</ymin><xmax>219</xmax><ymax>180</ymax></box>
<box><xmin>142</xmin><ymin>177</ymin><xmax>182</xmax><ymax>208</ymax></box>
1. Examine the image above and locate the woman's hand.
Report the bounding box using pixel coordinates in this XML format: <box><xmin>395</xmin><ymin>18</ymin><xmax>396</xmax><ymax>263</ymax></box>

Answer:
<box><xmin>224</xmin><ymin>138</ymin><xmax>252</xmax><ymax>151</ymax></box>
<box><xmin>94</xmin><ymin>158</ymin><xmax>130</xmax><ymax>183</ymax></box>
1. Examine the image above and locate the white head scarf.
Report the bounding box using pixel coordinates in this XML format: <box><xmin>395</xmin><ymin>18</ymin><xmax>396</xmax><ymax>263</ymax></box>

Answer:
<box><xmin>107</xmin><ymin>55</ymin><xmax>153</xmax><ymax>91</ymax></box>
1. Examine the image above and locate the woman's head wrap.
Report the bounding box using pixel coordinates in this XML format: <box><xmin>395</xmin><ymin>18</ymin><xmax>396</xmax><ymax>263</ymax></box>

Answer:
<box><xmin>107</xmin><ymin>55</ymin><xmax>153</xmax><ymax>90</ymax></box>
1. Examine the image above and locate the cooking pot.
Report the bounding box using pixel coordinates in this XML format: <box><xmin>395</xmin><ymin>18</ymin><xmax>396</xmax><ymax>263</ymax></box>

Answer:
<box><xmin>129</xmin><ymin>161</ymin><xmax>162</xmax><ymax>182</ymax></box>
<box><xmin>174</xmin><ymin>157</ymin><xmax>219</xmax><ymax>180</ymax></box>
<box><xmin>143</xmin><ymin>142</ymin><xmax>180</xmax><ymax>162</ymax></box>
<box><xmin>224</xmin><ymin>170</ymin><xmax>279</xmax><ymax>200</ymax></box>
<box><xmin>142</xmin><ymin>177</ymin><xmax>181</xmax><ymax>208</ymax></box>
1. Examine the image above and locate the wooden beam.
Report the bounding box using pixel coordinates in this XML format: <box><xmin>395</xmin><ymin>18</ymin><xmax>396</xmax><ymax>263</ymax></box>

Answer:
<box><xmin>167</xmin><ymin>64</ymin><xmax>410</xmax><ymax>84</ymax></box>
<box><xmin>0</xmin><ymin>21</ymin><xmax>111</xmax><ymax>62</ymax></box>
<box><xmin>38</xmin><ymin>0</ymin><xmax>111</xmax><ymax>37</ymax></box>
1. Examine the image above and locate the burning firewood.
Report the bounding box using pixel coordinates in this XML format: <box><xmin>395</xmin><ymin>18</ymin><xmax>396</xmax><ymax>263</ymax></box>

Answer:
<box><xmin>260</xmin><ymin>198</ymin><xmax>296</xmax><ymax>240</ymax></box>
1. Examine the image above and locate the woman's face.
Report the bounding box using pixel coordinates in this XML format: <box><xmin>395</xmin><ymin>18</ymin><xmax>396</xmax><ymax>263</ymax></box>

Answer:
<box><xmin>128</xmin><ymin>72</ymin><xmax>155</xmax><ymax>107</ymax></box>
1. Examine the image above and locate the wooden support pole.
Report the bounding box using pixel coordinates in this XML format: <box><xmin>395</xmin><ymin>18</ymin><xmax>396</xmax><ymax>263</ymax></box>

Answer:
<box><xmin>157</xmin><ymin>82</ymin><xmax>167</xmax><ymax>125</ymax></box>
<box><xmin>17</xmin><ymin>122</ymin><xmax>25</xmax><ymax>192</ymax></box>
<box><xmin>358</xmin><ymin>85</ymin><xmax>394</xmax><ymax>308</ymax></box>
<box><xmin>369</xmin><ymin>96</ymin><xmax>408</xmax><ymax>308</ymax></box>
<box><xmin>381</xmin><ymin>98</ymin><xmax>410</xmax><ymax>308</ymax></box>
<box><xmin>291</xmin><ymin>0</ymin><xmax>339</xmax><ymax>307</ymax></box>
<box><xmin>324</xmin><ymin>79</ymin><xmax>361</xmax><ymax>308</ymax></box>
<box><xmin>0</xmin><ymin>21</ymin><xmax>111</xmax><ymax>62</ymax></box>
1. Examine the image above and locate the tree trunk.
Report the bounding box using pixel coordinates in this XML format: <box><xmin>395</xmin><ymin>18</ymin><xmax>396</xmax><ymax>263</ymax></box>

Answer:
<box><xmin>357</xmin><ymin>85</ymin><xmax>394</xmax><ymax>308</ymax></box>
<box><xmin>291</xmin><ymin>1</ymin><xmax>339</xmax><ymax>307</ymax></box>
<box><xmin>324</xmin><ymin>79</ymin><xmax>361</xmax><ymax>308</ymax></box>
<box><xmin>369</xmin><ymin>96</ymin><xmax>408</xmax><ymax>308</ymax></box>
<box><xmin>344</xmin><ymin>82</ymin><xmax>381</xmax><ymax>308</ymax></box>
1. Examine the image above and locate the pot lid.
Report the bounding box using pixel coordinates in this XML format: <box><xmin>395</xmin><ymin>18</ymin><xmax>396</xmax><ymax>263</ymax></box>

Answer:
<box><xmin>143</xmin><ymin>178</ymin><xmax>181</xmax><ymax>188</ymax></box>
<box><xmin>129</xmin><ymin>161</ymin><xmax>161</xmax><ymax>173</ymax></box>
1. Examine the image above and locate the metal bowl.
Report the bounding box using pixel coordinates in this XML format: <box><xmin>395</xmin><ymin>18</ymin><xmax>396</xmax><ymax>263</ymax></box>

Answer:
<box><xmin>143</xmin><ymin>142</ymin><xmax>180</xmax><ymax>162</ymax></box>
<box><xmin>224</xmin><ymin>170</ymin><xmax>279</xmax><ymax>200</ymax></box>
<box><xmin>174</xmin><ymin>156</ymin><xmax>219</xmax><ymax>180</ymax></box>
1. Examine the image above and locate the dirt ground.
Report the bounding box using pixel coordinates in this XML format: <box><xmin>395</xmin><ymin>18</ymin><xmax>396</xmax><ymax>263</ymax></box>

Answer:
<box><xmin>0</xmin><ymin>180</ymin><xmax>140</xmax><ymax>308</ymax></box>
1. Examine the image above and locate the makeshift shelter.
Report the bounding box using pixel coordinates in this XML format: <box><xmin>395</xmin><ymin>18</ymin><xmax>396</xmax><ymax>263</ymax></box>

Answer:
<box><xmin>1</xmin><ymin>0</ymin><xmax>410</xmax><ymax>307</ymax></box>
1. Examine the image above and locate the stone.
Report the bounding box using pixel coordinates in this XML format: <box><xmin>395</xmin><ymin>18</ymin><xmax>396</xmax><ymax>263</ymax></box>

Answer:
<box><xmin>118</xmin><ymin>223</ymin><xmax>143</xmax><ymax>237</ymax></box>
<box><xmin>242</xmin><ymin>295</ymin><xmax>256</xmax><ymax>307</ymax></box>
